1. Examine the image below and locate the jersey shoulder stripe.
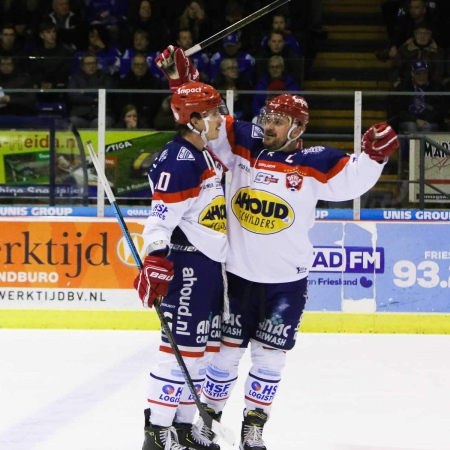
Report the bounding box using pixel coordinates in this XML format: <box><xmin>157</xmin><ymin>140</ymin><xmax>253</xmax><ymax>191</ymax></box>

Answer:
<box><xmin>153</xmin><ymin>164</ymin><xmax>216</xmax><ymax>203</ymax></box>
<box><xmin>297</xmin><ymin>147</ymin><xmax>351</xmax><ymax>181</ymax></box>
<box><xmin>150</xmin><ymin>138</ymin><xmax>208</xmax><ymax>195</ymax></box>
<box><xmin>153</xmin><ymin>185</ymin><xmax>201</xmax><ymax>203</ymax></box>
<box><xmin>251</xmin><ymin>150</ymin><xmax>350</xmax><ymax>183</ymax></box>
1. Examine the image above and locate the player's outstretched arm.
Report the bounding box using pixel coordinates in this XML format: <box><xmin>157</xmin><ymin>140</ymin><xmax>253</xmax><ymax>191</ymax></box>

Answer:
<box><xmin>362</xmin><ymin>123</ymin><xmax>399</xmax><ymax>162</ymax></box>
<box><xmin>155</xmin><ymin>45</ymin><xmax>199</xmax><ymax>92</ymax></box>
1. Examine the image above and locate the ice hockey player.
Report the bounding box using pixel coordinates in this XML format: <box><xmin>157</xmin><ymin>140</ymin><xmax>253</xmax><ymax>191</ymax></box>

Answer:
<box><xmin>156</xmin><ymin>45</ymin><xmax>399</xmax><ymax>450</ymax></box>
<box><xmin>134</xmin><ymin>48</ymin><xmax>229</xmax><ymax>450</ymax></box>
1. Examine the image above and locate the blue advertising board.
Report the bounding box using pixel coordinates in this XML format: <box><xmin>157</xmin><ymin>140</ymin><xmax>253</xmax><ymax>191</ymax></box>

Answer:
<box><xmin>307</xmin><ymin>222</ymin><xmax>450</xmax><ymax>313</ymax></box>
<box><xmin>2</xmin><ymin>206</ymin><xmax>450</xmax><ymax>221</ymax></box>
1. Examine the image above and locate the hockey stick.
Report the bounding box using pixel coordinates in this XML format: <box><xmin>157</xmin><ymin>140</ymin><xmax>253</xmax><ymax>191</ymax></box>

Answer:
<box><xmin>85</xmin><ymin>141</ymin><xmax>235</xmax><ymax>446</ymax></box>
<box><xmin>185</xmin><ymin>0</ymin><xmax>291</xmax><ymax>56</ymax></box>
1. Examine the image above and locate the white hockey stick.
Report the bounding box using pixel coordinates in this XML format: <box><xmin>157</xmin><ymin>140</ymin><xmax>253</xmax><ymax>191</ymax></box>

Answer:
<box><xmin>185</xmin><ymin>0</ymin><xmax>291</xmax><ymax>56</ymax></box>
<box><xmin>85</xmin><ymin>141</ymin><xmax>235</xmax><ymax>446</ymax></box>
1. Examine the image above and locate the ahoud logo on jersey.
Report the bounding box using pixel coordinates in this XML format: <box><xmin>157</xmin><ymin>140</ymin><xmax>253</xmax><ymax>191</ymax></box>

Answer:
<box><xmin>232</xmin><ymin>187</ymin><xmax>294</xmax><ymax>234</ymax></box>
<box><xmin>116</xmin><ymin>232</ymin><xmax>146</xmax><ymax>266</ymax></box>
<box><xmin>199</xmin><ymin>196</ymin><xmax>226</xmax><ymax>233</ymax></box>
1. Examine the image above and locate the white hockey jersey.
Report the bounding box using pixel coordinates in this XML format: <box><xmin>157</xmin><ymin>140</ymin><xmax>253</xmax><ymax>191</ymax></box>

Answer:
<box><xmin>142</xmin><ymin>135</ymin><xmax>227</xmax><ymax>262</ymax></box>
<box><xmin>208</xmin><ymin>116</ymin><xmax>385</xmax><ymax>283</ymax></box>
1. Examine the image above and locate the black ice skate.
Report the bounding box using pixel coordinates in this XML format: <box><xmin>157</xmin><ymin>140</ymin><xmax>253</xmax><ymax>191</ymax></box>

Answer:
<box><xmin>240</xmin><ymin>408</ymin><xmax>268</xmax><ymax>450</ymax></box>
<box><xmin>173</xmin><ymin>421</ymin><xmax>220</xmax><ymax>450</ymax></box>
<box><xmin>142</xmin><ymin>408</ymin><xmax>188</xmax><ymax>450</ymax></box>
<box><xmin>193</xmin><ymin>403</ymin><xmax>223</xmax><ymax>443</ymax></box>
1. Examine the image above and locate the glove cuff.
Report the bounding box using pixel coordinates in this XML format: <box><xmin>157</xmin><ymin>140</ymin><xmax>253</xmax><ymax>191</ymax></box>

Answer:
<box><xmin>146</xmin><ymin>240</ymin><xmax>171</xmax><ymax>256</ymax></box>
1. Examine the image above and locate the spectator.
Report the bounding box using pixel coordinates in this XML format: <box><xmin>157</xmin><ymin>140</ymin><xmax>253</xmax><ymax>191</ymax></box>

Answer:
<box><xmin>0</xmin><ymin>24</ymin><xmax>27</xmax><ymax>71</ymax></box>
<box><xmin>255</xmin><ymin>30</ymin><xmax>303</xmax><ymax>87</ymax></box>
<box><xmin>252</xmin><ymin>55</ymin><xmax>300</xmax><ymax>117</ymax></box>
<box><xmin>117</xmin><ymin>53</ymin><xmax>162</xmax><ymax>128</ymax></box>
<box><xmin>212</xmin><ymin>58</ymin><xmax>252</xmax><ymax>90</ymax></box>
<box><xmin>389</xmin><ymin>21</ymin><xmax>445</xmax><ymax>88</ymax></box>
<box><xmin>73</xmin><ymin>24</ymin><xmax>122</xmax><ymax>77</ymax></box>
<box><xmin>380</xmin><ymin>0</ymin><xmax>407</xmax><ymax>41</ymax></box>
<box><xmin>379</xmin><ymin>0</ymin><xmax>441</xmax><ymax>61</ymax></box>
<box><xmin>0</xmin><ymin>24</ymin><xmax>23</xmax><ymax>57</ymax></box>
<box><xmin>0</xmin><ymin>56</ymin><xmax>36</xmax><ymax>116</ymax></box>
<box><xmin>176</xmin><ymin>28</ymin><xmax>210</xmax><ymax>82</ymax></box>
<box><xmin>85</xmin><ymin>0</ymin><xmax>127</xmax><ymax>44</ymax></box>
<box><xmin>260</xmin><ymin>13</ymin><xmax>302</xmax><ymax>56</ymax></box>
<box><xmin>116</xmin><ymin>104</ymin><xmax>146</xmax><ymax>129</ymax></box>
<box><xmin>31</xmin><ymin>21</ymin><xmax>73</xmax><ymax>91</ymax></box>
<box><xmin>153</xmin><ymin>94</ymin><xmax>177</xmax><ymax>131</ymax></box>
<box><xmin>119</xmin><ymin>29</ymin><xmax>163</xmax><ymax>84</ymax></box>
<box><xmin>46</xmin><ymin>0</ymin><xmax>87</xmax><ymax>52</ymax></box>
<box><xmin>171</xmin><ymin>0</ymin><xmax>216</xmax><ymax>45</ymax></box>
<box><xmin>209</xmin><ymin>32</ymin><xmax>256</xmax><ymax>86</ymax></box>
<box><xmin>393</xmin><ymin>60</ymin><xmax>443</xmax><ymax>133</ymax></box>
<box><xmin>125</xmin><ymin>0</ymin><xmax>169</xmax><ymax>52</ymax></box>
<box><xmin>213</xmin><ymin>58</ymin><xmax>253</xmax><ymax>121</ymax></box>
<box><xmin>1</xmin><ymin>0</ymin><xmax>43</xmax><ymax>51</ymax></box>
<box><xmin>216</xmin><ymin>1</ymin><xmax>255</xmax><ymax>53</ymax></box>
<box><xmin>67</xmin><ymin>52</ymin><xmax>116</xmax><ymax>128</ymax></box>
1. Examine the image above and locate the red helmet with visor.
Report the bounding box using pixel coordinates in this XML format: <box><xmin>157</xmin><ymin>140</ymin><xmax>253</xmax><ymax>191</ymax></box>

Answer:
<box><xmin>265</xmin><ymin>94</ymin><xmax>309</xmax><ymax>126</ymax></box>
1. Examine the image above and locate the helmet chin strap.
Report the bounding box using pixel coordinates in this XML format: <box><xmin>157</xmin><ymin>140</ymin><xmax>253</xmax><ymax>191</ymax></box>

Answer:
<box><xmin>272</xmin><ymin>122</ymin><xmax>305</xmax><ymax>152</ymax></box>
<box><xmin>187</xmin><ymin>118</ymin><xmax>210</xmax><ymax>146</ymax></box>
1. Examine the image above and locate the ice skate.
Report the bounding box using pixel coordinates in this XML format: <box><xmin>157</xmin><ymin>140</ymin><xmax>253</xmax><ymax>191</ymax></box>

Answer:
<box><xmin>142</xmin><ymin>408</ymin><xmax>188</xmax><ymax>450</ymax></box>
<box><xmin>239</xmin><ymin>408</ymin><xmax>268</xmax><ymax>450</ymax></box>
<box><xmin>173</xmin><ymin>420</ymin><xmax>220</xmax><ymax>450</ymax></box>
<box><xmin>193</xmin><ymin>403</ymin><xmax>222</xmax><ymax>443</ymax></box>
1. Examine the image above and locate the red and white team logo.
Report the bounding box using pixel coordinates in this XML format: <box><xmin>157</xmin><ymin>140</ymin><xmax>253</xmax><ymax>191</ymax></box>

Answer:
<box><xmin>286</xmin><ymin>171</ymin><xmax>303</xmax><ymax>191</ymax></box>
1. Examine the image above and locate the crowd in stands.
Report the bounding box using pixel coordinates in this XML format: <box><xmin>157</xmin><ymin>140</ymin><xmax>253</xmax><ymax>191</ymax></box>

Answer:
<box><xmin>0</xmin><ymin>0</ymin><xmax>324</xmax><ymax>129</ymax></box>
<box><xmin>378</xmin><ymin>0</ymin><xmax>450</xmax><ymax>133</ymax></box>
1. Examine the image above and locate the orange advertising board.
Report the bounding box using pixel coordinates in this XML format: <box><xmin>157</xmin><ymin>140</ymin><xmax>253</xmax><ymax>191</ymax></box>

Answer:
<box><xmin>0</xmin><ymin>218</ymin><xmax>145</xmax><ymax>289</ymax></box>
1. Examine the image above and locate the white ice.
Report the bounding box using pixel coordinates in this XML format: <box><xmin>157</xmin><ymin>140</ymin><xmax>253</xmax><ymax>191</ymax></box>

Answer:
<box><xmin>1</xmin><ymin>330</ymin><xmax>450</xmax><ymax>450</ymax></box>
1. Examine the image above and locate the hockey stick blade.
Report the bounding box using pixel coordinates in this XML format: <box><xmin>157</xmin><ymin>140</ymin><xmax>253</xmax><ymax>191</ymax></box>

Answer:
<box><xmin>185</xmin><ymin>0</ymin><xmax>291</xmax><ymax>56</ymax></box>
<box><xmin>84</xmin><ymin>140</ymin><xmax>236</xmax><ymax>447</ymax></box>
<box><xmin>212</xmin><ymin>419</ymin><xmax>235</xmax><ymax>446</ymax></box>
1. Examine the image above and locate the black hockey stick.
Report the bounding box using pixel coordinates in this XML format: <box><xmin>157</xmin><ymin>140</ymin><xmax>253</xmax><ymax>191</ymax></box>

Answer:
<box><xmin>85</xmin><ymin>141</ymin><xmax>235</xmax><ymax>446</ymax></box>
<box><xmin>185</xmin><ymin>0</ymin><xmax>291</xmax><ymax>56</ymax></box>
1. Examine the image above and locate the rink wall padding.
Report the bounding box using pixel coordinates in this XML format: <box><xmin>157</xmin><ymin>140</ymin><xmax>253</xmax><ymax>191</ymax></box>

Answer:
<box><xmin>2</xmin><ymin>218</ymin><xmax>450</xmax><ymax>333</ymax></box>
<box><xmin>2</xmin><ymin>310</ymin><xmax>450</xmax><ymax>334</ymax></box>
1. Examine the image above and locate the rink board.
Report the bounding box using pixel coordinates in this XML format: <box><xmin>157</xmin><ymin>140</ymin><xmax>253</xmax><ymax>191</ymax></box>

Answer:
<box><xmin>2</xmin><ymin>309</ymin><xmax>450</xmax><ymax>334</ymax></box>
<box><xmin>1</xmin><ymin>218</ymin><xmax>450</xmax><ymax>333</ymax></box>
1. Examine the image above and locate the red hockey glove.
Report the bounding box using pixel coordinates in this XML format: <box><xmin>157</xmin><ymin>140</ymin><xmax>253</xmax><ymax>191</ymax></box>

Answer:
<box><xmin>155</xmin><ymin>45</ymin><xmax>199</xmax><ymax>92</ymax></box>
<box><xmin>134</xmin><ymin>256</ymin><xmax>174</xmax><ymax>308</ymax></box>
<box><xmin>362</xmin><ymin>123</ymin><xmax>399</xmax><ymax>162</ymax></box>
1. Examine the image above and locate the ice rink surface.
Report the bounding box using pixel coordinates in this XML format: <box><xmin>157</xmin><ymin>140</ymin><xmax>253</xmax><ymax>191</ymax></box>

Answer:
<box><xmin>1</xmin><ymin>329</ymin><xmax>450</xmax><ymax>450</ymax></box>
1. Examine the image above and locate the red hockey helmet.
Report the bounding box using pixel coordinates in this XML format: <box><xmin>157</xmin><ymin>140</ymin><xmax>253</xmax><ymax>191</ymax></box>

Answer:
<box><xmin>265</xmin><ymin>94</ymin><xmax>309</xmax><ymax>126</ymax></box>
<box><xmin>170</xmin><ymin>82</ymin><xmax>223</xmax><ymax>125</ymax></box>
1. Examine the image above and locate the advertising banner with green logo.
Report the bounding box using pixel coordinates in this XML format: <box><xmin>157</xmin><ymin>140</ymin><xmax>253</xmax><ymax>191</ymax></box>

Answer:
<box><xmin>0</xmin><ymin>129</ymin><xmax>175</xmax><ymax>198</ymax></box>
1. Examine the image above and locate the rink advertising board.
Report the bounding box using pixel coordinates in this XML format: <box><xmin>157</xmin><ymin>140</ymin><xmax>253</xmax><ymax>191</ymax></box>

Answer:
<box><xmin>409</xmin><ymin>133</ymin><xmax>450</xmax><ymax>203</ymax></box>
<box><xmin>1</xmin><ymin>219</ymin><xmax>450</xmax><ymax>333</ymax></box>
<box><xmin>0</xmin><ymin>218</ymin><xmax>147</xmax><ymax>311</ymax></box>
<box><xmin>3</xmin><ymin>206</ymin><xmax>450</xmax><ymax>220</ymax></box>
<box><xmin>0</xmin><ymin>129</ymin><xmax>175</xmax><ymax>198</ymax></box>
